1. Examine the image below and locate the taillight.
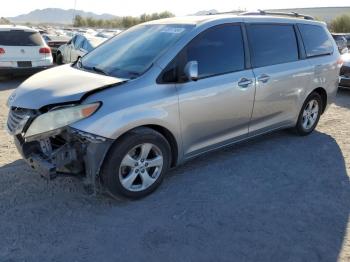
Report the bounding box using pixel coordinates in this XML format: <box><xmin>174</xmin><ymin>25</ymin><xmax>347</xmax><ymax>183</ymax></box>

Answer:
<box><xmin>0</xmin><ymin>48</ymin><xmax>5</xmax><ymax>55</ymax></box>
<box><xmin>39</xmin><ymin>47</ymin><xmax>51</xmax><ymax>54</ymax></box>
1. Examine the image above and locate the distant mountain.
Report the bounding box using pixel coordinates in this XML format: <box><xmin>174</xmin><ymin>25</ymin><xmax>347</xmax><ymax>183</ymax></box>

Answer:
<box><xmin>7</xmin><ymin>8</ymin><xmax>117</xmax><ymax>25</ymax></box>
<box><xmin>7</xmin><ymin>6</ymin><xmax>350</xmax><ymax>25</ymax></box>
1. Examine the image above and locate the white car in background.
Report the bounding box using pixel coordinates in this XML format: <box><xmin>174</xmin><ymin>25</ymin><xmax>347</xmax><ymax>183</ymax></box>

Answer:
<box><xmin>0</xmin><ymin>25</ymin><xmax>53</xmax><ymax>76</ymax></box>
<box><xmin>56</xmin><ymin>34</ymin><xmax>105</xmax><ymax>64</ymax></box>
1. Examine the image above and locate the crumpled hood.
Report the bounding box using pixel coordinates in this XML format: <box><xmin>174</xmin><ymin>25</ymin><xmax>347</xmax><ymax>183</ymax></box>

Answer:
<box><xmin>9</xmin><ymin>64</ymin><xmax>126</xmax><ymax>109</ymax></box>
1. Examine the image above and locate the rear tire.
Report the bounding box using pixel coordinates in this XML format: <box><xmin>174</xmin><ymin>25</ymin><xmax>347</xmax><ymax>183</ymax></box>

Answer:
<box><xmin>294</xmin><ymin>92</ymin><xmax>323</xmax><ymax>136</ymax></box>
<box><xmin>101</xmin><ymin>128</ymin><xmax>171</xmax><ymax>199</ymax></box>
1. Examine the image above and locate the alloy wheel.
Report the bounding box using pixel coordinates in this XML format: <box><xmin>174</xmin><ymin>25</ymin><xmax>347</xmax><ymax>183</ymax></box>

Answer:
<box><xmin>119</xmin><ymin>143</ymin><xmax>163</xmax><ymax>192</ymax></box>
<box><xmin>302</xmin><ymin>99</ymin><xmax>319</xmax><ymax>130</ymax></box>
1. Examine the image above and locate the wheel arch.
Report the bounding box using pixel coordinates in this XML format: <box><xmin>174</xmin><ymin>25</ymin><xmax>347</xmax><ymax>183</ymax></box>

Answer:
<box><xmin>142</xmin><ymin>124</ymin><xmax>179</xmax><ymax>167</ymax></box>
<box><xmin>105</xmin><ymin>124</ymin><xmax>179</xmax><ymax>168</ymax></box>
<box><xmin>312</xmin><ymin>87</ymin><xmax>328</xmax><ymax>114</ymax></box>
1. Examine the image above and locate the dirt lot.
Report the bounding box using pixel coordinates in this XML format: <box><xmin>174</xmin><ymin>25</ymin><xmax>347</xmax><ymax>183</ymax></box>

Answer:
<box><xmin>0</xmin><ymin>76</ymin><xmax>349</xmax><ymax>262</ymax></box>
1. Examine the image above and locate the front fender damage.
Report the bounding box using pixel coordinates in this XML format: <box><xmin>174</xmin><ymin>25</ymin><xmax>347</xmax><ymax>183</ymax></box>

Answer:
<box><xmin>15</xmin><ymin>127</ymin><xmax>113</xmax><ymax>194</ymax></box>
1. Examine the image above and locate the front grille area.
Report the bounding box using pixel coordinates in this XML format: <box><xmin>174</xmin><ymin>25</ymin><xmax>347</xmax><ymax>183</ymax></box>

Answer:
<box><xmin>7</xmin><ymin>108</ymin><xmax>35</xmax><ymax>135</ymax></box>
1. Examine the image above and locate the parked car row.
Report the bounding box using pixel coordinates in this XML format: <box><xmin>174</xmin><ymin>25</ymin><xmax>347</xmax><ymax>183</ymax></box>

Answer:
<box><xmin>0</xmin><ymin>25</ymin><xmax>111</xmax><ymax>76</ymax></box>
<box><xmin>42</xmin><ymin>34</ymin><xmax>70</xmax><ymax>60</ymax></box>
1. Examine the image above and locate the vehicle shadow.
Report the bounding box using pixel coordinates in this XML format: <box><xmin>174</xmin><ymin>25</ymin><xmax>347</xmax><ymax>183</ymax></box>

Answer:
<box><xmin>336</xmin><ymin>88</ymin><xmax>350</xmax><ymax>109</ymax></box>
<box><xmin>0</xmin><ymin>130</ymin><xmax>348</xmax><ymax>262</ymax></box>
<box><xmin>163</xmin><ymin>130</ymin><xmax>350</xmax><ymax>261</ymax></box>
<box><xmin>0</xmin><ymin>76</ymin><xmax>28</xmax><ymax>91</ymax></box>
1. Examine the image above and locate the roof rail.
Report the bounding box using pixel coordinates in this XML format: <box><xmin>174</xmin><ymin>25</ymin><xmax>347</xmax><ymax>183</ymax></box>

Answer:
<box><xmin>241</xmin><ymin>10</ymin><xmax>315</xmax><ymax>20</ymax></box>
<box><xmin>206</xmin><ymin>11</ymin><xmax>243</xmax><ymax>15</ymax></box>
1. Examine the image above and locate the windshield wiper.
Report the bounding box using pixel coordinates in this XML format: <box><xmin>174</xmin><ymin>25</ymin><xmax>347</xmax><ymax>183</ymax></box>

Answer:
<box><xmin>92</xmin><ymin>66</ymin><xmax>109</xmax><ymax>76</ymax></box>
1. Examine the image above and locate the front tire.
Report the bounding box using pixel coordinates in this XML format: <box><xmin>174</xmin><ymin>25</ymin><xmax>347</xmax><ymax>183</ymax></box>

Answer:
<box><xmin>295</xmin><ymin>92</ymin><xmax>322</xmax><ymax>136</ymax></box>
<box><xmin>101</xmin><ymin>128</ymin><xmax>171</xmax><ymax>199</ymax></box>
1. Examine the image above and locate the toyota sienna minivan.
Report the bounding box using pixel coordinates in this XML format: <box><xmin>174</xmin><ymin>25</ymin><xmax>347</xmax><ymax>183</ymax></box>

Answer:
<box><xmin>6</xmin><ymin>13</ymin><xmax>341</xmax><ymax>199</ymax></box>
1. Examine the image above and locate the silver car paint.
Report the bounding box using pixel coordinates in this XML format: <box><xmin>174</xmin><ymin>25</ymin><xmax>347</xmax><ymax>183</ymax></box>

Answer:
<box><xmin>176</xmin><ymin>69</ymin><xmax>256</xmax><ymax>157</ymax></box>
<box><xmin>71</xmin><ymin>66</ymin><xmax>184</xmax><ymax>160</ymax></box>
<box><xmin>10</xmin><ymin>64</ymin><xmax>125</xmax><ymax>109</ymax></box>
<box><xmin>10</xmin><ymin>15</ymin><xmax>340</xmax><ymax>166</ymax></box>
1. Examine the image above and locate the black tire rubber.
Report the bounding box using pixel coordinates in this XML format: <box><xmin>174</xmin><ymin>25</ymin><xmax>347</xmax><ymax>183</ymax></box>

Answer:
<box><xmin>101</xmin><ymin>127</ymin><xmax>171</xmax><ymax>199</ymax></box>
<box><xmin>56</xmin><ymin>53</ymin><xmax>63</xmax><ymax>65</ymax></box>
<box><xmin>294</xmin><ymin>92</ymin><xmax>323</xmax><ymax>136</ymax></box>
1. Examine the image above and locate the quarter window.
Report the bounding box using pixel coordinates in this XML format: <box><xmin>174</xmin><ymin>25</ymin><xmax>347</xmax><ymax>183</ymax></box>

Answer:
<box><xmin>247</xmin><ymin>24</ymin><xmax>299</xmax><ymax>68</ymax></box>
<box><xmin>298</xmin><ymin>24</ymin><xmax>333</xmax><ymax>57</ymax></box>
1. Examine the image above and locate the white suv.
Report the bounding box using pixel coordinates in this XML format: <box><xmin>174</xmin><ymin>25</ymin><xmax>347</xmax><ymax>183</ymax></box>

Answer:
<box><xmin>0</xmin><ymin>25</ymin><xmax>53</xmax><ymax>76</ymax></box>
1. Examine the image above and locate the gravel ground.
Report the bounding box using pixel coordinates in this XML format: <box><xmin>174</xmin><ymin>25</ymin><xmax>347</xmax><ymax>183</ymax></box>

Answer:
<box><xmin>0</xmin><ymin>76</ymin><xmax>349</xmax><ymax>262</ymax></box>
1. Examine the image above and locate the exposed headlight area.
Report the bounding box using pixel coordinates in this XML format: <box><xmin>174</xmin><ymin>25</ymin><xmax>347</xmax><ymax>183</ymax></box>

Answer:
<box><xmin>25</xmin><ymin>102</ymin><xmax>101</xmax><ymax>139</ymax></box>
<box><xmin>8</xmin><ymin>102</ymin><xmax>111</xmax><ymax>184</ymax></box>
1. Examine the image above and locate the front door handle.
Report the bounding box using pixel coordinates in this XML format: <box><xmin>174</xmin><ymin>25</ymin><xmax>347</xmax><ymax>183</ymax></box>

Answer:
<box><xmin>257</xmin><ymin>74</ymin><xmax>270</xmax><ymax>83</ymax></box>
<box><xmin>238</xmin><ymin>78</ymin><xmax>253</xmax><ymax>88</ymax></box>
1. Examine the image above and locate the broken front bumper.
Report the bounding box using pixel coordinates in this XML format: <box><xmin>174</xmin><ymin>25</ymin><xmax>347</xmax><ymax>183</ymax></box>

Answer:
<box><xmin>13</xmin><ymin>127</ymin><xmax>113</xmax><ymax>184</ymax></box>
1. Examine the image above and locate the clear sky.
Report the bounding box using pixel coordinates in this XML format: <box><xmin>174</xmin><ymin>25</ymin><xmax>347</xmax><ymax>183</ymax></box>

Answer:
<box><xmin>3</xmin><ymin>0</ymin><xmax>350</xmax><ymax>17</ymax></box>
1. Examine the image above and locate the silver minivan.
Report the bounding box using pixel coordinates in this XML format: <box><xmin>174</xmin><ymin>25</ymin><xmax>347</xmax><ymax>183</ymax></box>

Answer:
<box><xmin>6</xmin><ymin>14</ymin><xmax>341</xmax><ymax>199</ymax></box>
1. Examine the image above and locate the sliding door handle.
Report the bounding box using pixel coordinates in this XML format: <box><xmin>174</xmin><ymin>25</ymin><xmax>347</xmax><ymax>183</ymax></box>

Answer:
<box><xmin>257</xmin><ymin>74</ymin><xmax>270</xmax><ymax>83</ymax></box>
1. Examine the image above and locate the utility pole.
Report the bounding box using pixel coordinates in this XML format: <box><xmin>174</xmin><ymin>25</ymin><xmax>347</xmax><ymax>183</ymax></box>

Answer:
<box><xmin>72</xmin><ymin>0</ymin><xmax>77</xmax><ymax>26</ymax></box>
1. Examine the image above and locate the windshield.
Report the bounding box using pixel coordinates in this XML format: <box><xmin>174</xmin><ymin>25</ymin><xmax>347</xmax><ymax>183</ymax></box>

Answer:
<box><xmin>80</xmin><ymin>24</ymin><xmax>194</xmax><ymax>79</ymax></box>
<box><xmin>89</xmin><ymin>38</ymin><xmax>105</xmax><ymax>48</ymax></box>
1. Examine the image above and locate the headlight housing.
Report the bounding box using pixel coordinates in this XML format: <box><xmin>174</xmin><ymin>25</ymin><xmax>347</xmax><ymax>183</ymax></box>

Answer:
<box><xmin>25</xmin><ymin>102</ymin><xmax>100</xmax><ymax>138</ymax></box>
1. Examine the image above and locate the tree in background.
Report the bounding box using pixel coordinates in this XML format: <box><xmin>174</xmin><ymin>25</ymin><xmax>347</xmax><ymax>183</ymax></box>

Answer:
<box><xmin>0</xmin><ymin>17</ymin><xmax>10</xmax><ymax>25</ymax></box>
<box><xmin>73</xmin><ymin>11</ymin><xmax>175</xmax><ymax>28</ymax></box>
<box><xmin>330</xmin><ymin>14</ymin><xmax>350</xmax><ymax>33</ymax></box>
<box><xmin>73</xmin><ymin>15</ymin><xmax>86</xmax><ymax>27</ymax></box>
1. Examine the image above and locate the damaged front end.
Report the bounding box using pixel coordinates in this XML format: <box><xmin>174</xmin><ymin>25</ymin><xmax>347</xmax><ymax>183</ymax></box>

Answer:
<box><xmin>7</xmin><ymin>106</ymin><xmax>113</xmax><ymax>193</ymax></box>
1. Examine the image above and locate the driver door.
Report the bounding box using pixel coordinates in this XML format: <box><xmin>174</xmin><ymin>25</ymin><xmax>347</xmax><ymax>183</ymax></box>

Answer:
<box><xmin>63</xmin><ymin>36</ymin><xmax>74</xmax><ymax>63</ymax></box>
<box><xmin>173</xmin><ymin>24</ymin><xmax>256</xmax><ymax>157</ymax></box>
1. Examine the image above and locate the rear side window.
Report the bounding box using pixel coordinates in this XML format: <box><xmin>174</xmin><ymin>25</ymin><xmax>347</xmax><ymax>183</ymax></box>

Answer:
<box><xmin>247</xmin><ymin>24</ymin><xmax>299</xmax><ymax>68</ymax></box>
<box><xmin>0</xmin><ymin>30</ymin><xmax>44</xmax><ymax>46</ymax></box>
<box><xmin>182</xmin><ymin>24</ymin><xmax>245</xmax><ymax>78</ymax></box>
<box><xmin>298</xmin><ymin>24</ymin><xmax>333</xmax><ymax>57</ymax></box>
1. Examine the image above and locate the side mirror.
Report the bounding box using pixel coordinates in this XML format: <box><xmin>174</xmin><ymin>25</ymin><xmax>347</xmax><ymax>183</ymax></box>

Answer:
<box><xmin>184</xmin><ymin>61</ymin><xmax>198</xmax><ymax>81</ymax></box>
